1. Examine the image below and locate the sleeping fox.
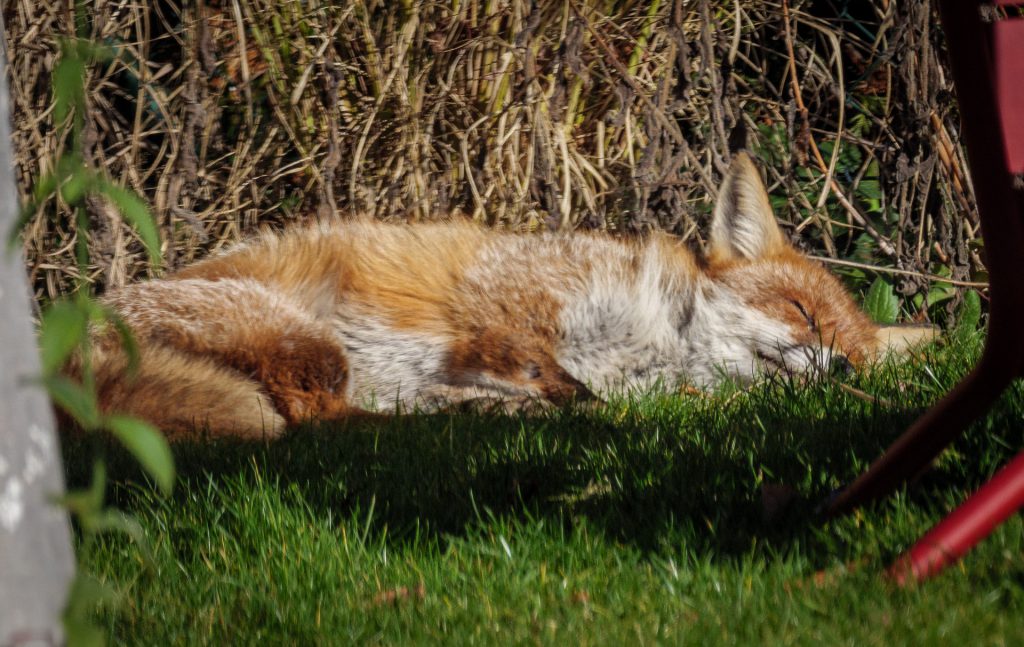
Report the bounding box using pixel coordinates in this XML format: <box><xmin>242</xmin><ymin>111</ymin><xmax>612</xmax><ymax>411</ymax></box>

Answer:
<box><xmin>81</xmin><ymin>153</ymin><xmax>934</xmax><ymax>438</ymax></box>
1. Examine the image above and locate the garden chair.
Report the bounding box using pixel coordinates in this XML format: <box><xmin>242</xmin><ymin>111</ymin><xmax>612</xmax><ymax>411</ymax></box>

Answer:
<box><xmin>825</xmin><ymin>0</ymin><xmax>1024</xmax><ymax>583</ymax></box>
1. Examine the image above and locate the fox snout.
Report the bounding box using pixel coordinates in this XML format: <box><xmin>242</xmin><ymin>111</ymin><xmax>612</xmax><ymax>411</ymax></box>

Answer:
<box><xmin>755</xmin><ymin>345</ymin><xmax>852</xmax><ymax>378</ymax></box>
<box><xmin>829</xmin><ymin>354</ymin><xmax>854</xmax><ymax>376</ymax></box>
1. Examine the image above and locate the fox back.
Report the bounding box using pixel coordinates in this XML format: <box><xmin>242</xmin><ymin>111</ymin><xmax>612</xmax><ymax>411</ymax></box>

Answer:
<box><xmin>79</xmin><ymin>154</ymin><xmax>934</xmax><ymax>438</ymax></box>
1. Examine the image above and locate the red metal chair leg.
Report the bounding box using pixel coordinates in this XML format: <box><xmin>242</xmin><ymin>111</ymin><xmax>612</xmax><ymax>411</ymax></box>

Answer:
<box><xmin>826</xmin><ymin>361</ymin><xmax>1015</xmax><ymax>517</ymax></box>
<box><xmin>889</xmin><ymin>450</ymin><xmax>1024</xmax><ymax>584</ymax></box>
<box><xmin>826</xmin><ymin>0</ymin><xmax>1024</xmax><ymax>518</ymax></box>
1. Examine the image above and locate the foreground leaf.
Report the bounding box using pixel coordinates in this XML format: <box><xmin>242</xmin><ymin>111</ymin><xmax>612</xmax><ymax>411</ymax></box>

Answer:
<box><xmin>104</xmin><ymin>415</ymin><xmax>174</xmax><ymax>495</ymax></box>
<box><xmin>46</xmin><ymin>374</ymin><xmax>100</xmax><ymax>429</ymax></box>
<box><xmin>39</xmin><ymin>299</ymin><xmax>88</xmax><ymax>374</ymax></box>
<box><xmin>864</xmin><ymin>277</ymin><xmax>899</xmax><ymax>324</ymax></box>
<box><xmin>96</xmin><ymin>179</ymin><xmax>162</xmax><ymax>267</ymax></box>
<box><xmin>955</xmin><ymin>289</ymin><xmax>982</xmax><ymax>338</ymax></box>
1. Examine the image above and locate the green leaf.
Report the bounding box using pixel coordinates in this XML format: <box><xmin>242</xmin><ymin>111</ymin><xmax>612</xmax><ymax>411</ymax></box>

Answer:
<box><xmin>89</xmin><ymin>508</ymin><xmax>155</xmax><ymax>566</ymax></box>
<box><xmin>104</xmin><ymin>414</ymin><xmax>175</xmax><ymax>495</ymax></box>
<box><xmin>7</xmin><ymin>174</ymin><xmax>58</xmax><ymax>249</ymax></box>
<box><xmin>46</xmin><ymin>374</ymin><xmax>101</xmax><ymax>429</ymax></box>
<box><xmin>64</xmin><ymin>572</ymin><xmax>118</xmax><ymax>647</ymax></box>
<box><xmin>53</xmin><ymin>55</ymin><xmax>86</xmax><ymax>127</ymax></box>
<box><xmin>850</xmin><ymin>233</ymin><xmax>877</xmax><ymax>264</ymax></box>
<box><xmin>64</xmin><ymin>617</ymin><xmax>105</xmax><ymax>647</ymax></box>
<box><xmin>58</xmin><ymin>166</ymin><xmax>92</xmax><ymax>206</ymax></box>
<box><xmin>71</xmin><ymin>38</ymin><xmax>114</xmax><ymax>64</ymax></box>
<box><xmin>925</xmin><ymin>285</ymin><xmax>955</xmax><ymax>308</ymax></box>
<box><xmin>858</xmin><ymin>179</ymin><xmax>881</xmax><ymax>202</ymax></box>
<box><xmin>864</xmin><ymin>277</ymin><xmax>899</xmax><ymax>324</ymax></box>
<box><xmin>55</xmin><ymin>152</ymin><xmax>88</xmax><ymax>178</ymax></box>
<box><xmin>88</xmin><ymin>507</ymin><xmax>145</xmax><ymax>539</ymax></box>
<box><xmin>64</xmin><ymin>616</ymin><xmax>105</xmax><ymax>647</ymax></box>
<box><xmin>96</xmin><ymin>179</ymin><xmax>162</xmax><ymax>267</ymax></box>
<box><xmin>100</xmin><ymin>308</ymin><xmax>141</xmax><ymax>374</ymax></box>
<box><xmin>80</xmin><ymin>302</ymin><xmax>142</xmax><ymax>374</ymax></box>
<box><xmin>39</xmin><ymin>299</ymin><xmax>89</xmax><ymax>374</ymax></box>
<box><xmin>56</xmin><ymin>461</ymin><xmax>107</xmax><ymax>520</ymax></box>
<box><xmin>955</xmin><ymin>289</ymin><xmax>982</xmax><ymax>337</ymax></box>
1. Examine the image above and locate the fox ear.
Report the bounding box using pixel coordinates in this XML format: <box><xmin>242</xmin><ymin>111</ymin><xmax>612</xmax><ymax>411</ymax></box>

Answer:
<box><xmin>709</xmin><ymin>153</ymin><xmax>787</xmax><ymax>261</ymax></box>
<box><xmin>874</xmin><ymin>324</ymin><xmax>940</xmax><ymax>357</ymax></box>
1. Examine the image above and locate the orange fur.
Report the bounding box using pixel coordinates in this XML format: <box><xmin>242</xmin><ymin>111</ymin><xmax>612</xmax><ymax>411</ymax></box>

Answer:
<box><xmin>71</xmin><ymin>154</ymin><xmax>934</xmax><ymax>438</ymax></box>
<box><xmin>708</xmin><ymin>249</ymin><xmax>880</xmax><ymax>365</ymax></box>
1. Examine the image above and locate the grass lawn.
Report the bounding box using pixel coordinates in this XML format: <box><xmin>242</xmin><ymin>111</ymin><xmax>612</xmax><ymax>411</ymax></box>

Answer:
<box><xmin>64</xmin><ymin>335</ymin><xmax>1024</xmax><ymax>644</ymax></box>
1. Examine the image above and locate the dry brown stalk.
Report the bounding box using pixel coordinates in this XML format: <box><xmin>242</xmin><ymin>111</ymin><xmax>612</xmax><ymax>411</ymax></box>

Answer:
<box><xmin>3</xmin><ymin>0</ymin><xmax>981</xmax><ymax>316</ymax></box>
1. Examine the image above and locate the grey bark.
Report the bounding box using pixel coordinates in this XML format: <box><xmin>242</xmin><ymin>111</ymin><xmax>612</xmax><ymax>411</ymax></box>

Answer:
<box><xmin>0</xmin><ymin>18</ymin><xmax>76</xmax><ymax>647</ymax></box>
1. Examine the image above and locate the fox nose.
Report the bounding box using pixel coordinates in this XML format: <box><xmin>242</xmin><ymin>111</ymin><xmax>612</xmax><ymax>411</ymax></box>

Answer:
<box><xmin>829</xmin><ymin>354</ymin><xmax>854</xmax><ymax>377</ymax></box>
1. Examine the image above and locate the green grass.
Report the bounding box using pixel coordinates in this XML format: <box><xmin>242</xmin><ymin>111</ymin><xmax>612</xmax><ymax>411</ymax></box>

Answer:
<box><xmin>65</xmin><ymin>335</ymin><xmax>1024</xmax><ymax>644</ymax></box>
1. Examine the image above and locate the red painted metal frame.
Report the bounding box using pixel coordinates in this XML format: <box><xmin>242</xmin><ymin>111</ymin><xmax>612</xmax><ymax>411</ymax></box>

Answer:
<box><xmin>889</xmin><ymin>451</ymin><xmax>1024</xmax><ymax>584</ymax></box>
<box><xmin>995</xmin><ymin>21</ymin><xmax>1024</xmax><ymax>172</ymax></box>
<box><xmin>825</xmin><ymin>0</ymin><xmax>1024</xmax><ymax>582</ymax></box>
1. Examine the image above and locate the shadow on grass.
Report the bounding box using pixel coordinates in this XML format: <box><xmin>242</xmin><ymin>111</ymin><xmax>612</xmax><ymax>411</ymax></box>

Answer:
<box><xmin>61</xmin><ymin>365</ymin><xmax>1024</xmax><ymax>566</ymax></box>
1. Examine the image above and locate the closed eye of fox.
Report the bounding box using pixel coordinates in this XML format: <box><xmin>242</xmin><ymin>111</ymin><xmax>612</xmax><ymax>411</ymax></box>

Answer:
<box><xmin>69</xmin><ymin>153</ymin><xmax>936</xmax><ymax>439</ymax></box>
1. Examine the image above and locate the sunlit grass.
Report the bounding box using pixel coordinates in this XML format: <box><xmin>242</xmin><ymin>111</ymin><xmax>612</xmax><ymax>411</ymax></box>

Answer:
<box><xmin>65</xmin><ymin>333</ymin><xmax>1024</xmax><ymax>644</ymax></box>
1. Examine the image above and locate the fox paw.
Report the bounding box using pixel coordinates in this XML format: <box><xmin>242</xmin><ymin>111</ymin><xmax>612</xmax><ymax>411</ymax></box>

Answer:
<box><xmin>243</xmin><ymin>336</ymin><xmax>350</xmax><ymax>423</ymax></box>
<box><xmin>450</xmin><ymin>395</ymin><xmax>555</xmax><ymax>416</ymax></box>
<box><xmin>250</xmin><ymin>335</ymin><xmax>347</xmax><ymax>392</ymax></box>
<box><xmin>286</xmin><ymin>342</ymin><xmax>348</xmax><ymax>395</ymax></box>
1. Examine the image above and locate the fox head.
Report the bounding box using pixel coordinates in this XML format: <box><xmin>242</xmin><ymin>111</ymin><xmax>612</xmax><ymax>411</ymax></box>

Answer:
<box><xmin>702</xmin><ymin>153</ymin><xmax>936</xmax><ymax>379</ymax></box>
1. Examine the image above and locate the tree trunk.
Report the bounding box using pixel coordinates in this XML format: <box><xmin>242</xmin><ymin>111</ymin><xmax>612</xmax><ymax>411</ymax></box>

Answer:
<box><xmin>0</xmin><ymin>19</ymin><xmax>76</xmax><ymax>646</ymax></box>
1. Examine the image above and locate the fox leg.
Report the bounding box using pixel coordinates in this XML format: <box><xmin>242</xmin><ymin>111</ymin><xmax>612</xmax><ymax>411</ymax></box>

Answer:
<box><xmin>84</xmin><ymin>343</ymin><xmax>287</xmax><ymax>439</ymax></box>
<box><xmin>104</xmin><ymin>278</ymin><xmax>354</xmax><ymax>426</ymax></box>
<box><xmin>415</xmin><ymin>385</ymin><xmax>570</xmax><ymax>416</ymax></box>
<box><xmin>446</xmin><ymin>328</ymin><xmax>597</xmax><ymax>406</ymax></box>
